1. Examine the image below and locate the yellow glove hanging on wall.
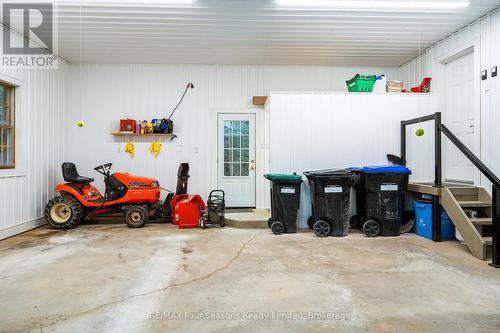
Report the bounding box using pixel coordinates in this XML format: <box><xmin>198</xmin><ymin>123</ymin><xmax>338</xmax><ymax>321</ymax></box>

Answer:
<box><xmin>125</xmin><ymin>140</ymin><xmax>135</xmax><ymax>158</ymax></box>
<box><xmin>149</xmin><ymin>141</ymin><xmax>162</xmax><ymax>158</ymax></box>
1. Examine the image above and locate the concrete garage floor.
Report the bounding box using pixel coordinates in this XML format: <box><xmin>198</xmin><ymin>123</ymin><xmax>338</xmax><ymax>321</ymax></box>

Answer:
<box><xmin>1</xmin><ymin>223</ymin><xmax>500</xmax><ymax>333</ymax></box>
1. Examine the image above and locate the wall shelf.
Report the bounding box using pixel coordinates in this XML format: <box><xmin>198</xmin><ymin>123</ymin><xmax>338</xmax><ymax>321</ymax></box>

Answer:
<box><xmin>111</xmin><ymin>133</ymin><xmax>177</xmax><ymax>140</ymax></box>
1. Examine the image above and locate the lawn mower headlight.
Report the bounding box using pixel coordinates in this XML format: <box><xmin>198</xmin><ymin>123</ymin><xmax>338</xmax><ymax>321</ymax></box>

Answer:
<box><xmin>151</xmin><ymin>181</ymin><xmax>160</xmax><ymax>188</ymax></box>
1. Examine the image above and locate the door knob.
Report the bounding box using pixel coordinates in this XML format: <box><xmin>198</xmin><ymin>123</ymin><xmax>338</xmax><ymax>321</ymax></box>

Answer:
<box><xmin>250</xmin><ymin>160</ymin><xmax>255</xmax><ymax>170</ymax></box>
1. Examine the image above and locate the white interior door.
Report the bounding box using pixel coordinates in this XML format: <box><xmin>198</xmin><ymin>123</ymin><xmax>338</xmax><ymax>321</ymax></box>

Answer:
<box><xmin>218</xmin><ymin>114</ymin><xmax>256</xmax><ymax>207</ymax></box>
<box><xmin>445</xmin><ymin>51</ymin><xmax>477</xmax><ymax>183</ymax></box>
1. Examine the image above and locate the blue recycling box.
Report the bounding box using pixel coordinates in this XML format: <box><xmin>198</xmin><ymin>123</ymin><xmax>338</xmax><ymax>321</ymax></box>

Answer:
<box><xmin>414</xmin><ymin>201</ymin><xmax>455</xmax><ymax>240</ymax></box>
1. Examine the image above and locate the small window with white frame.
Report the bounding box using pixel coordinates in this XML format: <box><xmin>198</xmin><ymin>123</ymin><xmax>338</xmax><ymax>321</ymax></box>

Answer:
<box><xmin>0</xmin><ymin>81</ymin><xmax>15</xmax><ymax>169</ymax></box>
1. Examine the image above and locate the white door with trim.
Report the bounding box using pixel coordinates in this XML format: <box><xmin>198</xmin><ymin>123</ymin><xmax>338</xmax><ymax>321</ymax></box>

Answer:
<box><xmin>445</xmin><ymin>51</ymin><xmax>476</xmax><ymax>183</ymax></box>
<box><xmin>218</xmin><ymin>114</ymin><xmax>256</xmax><ymax>207</ymax></box>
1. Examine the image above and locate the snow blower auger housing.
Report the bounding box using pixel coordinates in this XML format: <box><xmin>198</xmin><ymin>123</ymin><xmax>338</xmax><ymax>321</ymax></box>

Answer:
<box><xmin>45</xmin><ymin>162</ymin><xmax>163</xmax><ymax>229</ymax></box>
<box><xmin>163</xmin><ymin>163</ymin><xmax>207</xmax><ymax>229</ymax></box>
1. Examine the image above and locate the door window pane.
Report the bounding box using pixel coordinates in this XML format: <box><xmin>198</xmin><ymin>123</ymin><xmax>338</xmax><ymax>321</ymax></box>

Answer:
<box><xmin>233</xmin><ymin>150</ymin><xmax>240</xmax><ymax>162</ymax></box>
<box><xmin>224</xmin><ymin>149</ymin><xmax>231</xmax><ymax>162</ymax></box>
<box><xmin>241</xmin><ymin>149</ymin><xmax>249</xmax><ymax>162</ymax></box>
<box><xmin>224</xmin><ymin>121</ymin><xmax>231</xmax><ymax>135</ymax></box>
<box><xmin>224</xmin><ymin>135</ymin><xmax>231</xmax><ymax>148</ymax></box>
<box><xmin>232</xmin><ymin>135</ymin><xmax>241</xmax><ymax>148</ymax></box>
<box><xmin>233</xmin><ymin>163</ymin><xmax>241</xmax><ymax>176</ymax></box>
<box><xmin>241</xmin><ymin>121</ymin><xmax>249</xmax><ymax>135</ymax></box>
<box><xmin>241</xmin><ymin>163</ymin><xmax>249</xmax><ymax>176</ymax></box>
<box><xmin>224</xmin><ymin>163</ymin><xmax>232</xmax><ymax>176</ymax></box>
<box><xmin>233</xmin><ymin>121</ymin><xmax>241</xmax><ymax>134</ymax></box>
<box><xmin>241</xmin><ymin>135</ymin><xmax>249</xmax><ymax>149</ymax></box>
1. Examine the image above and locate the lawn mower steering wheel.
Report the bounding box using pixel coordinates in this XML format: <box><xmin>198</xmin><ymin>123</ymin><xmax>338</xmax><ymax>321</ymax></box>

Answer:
<box><xmin>94</xmin><ymin>163</ymin><xmax>113</xmax><ymax>176</ymax></box>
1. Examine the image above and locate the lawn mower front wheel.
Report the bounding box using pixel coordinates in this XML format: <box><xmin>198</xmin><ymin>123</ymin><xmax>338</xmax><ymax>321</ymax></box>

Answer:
<box><xmin>125</xmin><ymin>206</ymin><xmax>148</xmax><ymax>228</ymax></box>
<box><xmin>45</xmin><ymin>195</ymin><xmax>84</xmax><ymax>229</ymax></box>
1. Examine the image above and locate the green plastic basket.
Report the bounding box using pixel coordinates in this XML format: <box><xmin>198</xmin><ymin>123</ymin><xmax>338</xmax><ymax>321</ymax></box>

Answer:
<box><xmin>346</xmin><ymin>74</ymin><xmax>377</xmax><ymax>92</ymax></box>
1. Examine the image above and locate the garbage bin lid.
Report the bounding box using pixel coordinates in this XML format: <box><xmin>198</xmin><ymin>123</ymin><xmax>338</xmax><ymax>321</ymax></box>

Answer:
<box><xmin>264</xmin><ymin>174</ymin><xmax>303</xmax><ymax>182</ymax></box>
<box><xmin>360</xmin><ymin>165</ymin><xmax>412</xmax><ymax>174</ymax></box>
<box><xmin>303</xmin><ymin>169</ymin><xmax>352</xmax><ymax>179</ymax></box>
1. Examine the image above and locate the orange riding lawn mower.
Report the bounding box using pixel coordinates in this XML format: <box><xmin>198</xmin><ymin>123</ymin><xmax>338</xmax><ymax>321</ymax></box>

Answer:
<box><xmin>45</xmin><ymin>162</ymin><xmax>225</xmax><ymax>229</ymax></box>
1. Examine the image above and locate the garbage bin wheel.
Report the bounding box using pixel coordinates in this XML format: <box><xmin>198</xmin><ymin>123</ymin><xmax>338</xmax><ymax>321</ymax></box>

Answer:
<box><xmin>313</xmin><ymin>220</ymin><xmax>331</xmax><ymax>238</ymax></box>
<box><xmin>271</xmin><ymin>221</ymin><xmax>285</xmax><ymax>235</ymax></box>
<box><xmin>363</xmin><ymin>220</ymin><xmax>380</xmax><ymax>237</ymax></box>
<box><xmin>349</xmin><ymin>215</ymin><xmax>362</xmax><ymax>229</ymax></box>
<box><xmin>307</xmin><ymin>216</ymin><xmax>315</xmax><ymax>229</ymax></box>
<box><xmin>267</xmin><ymin>218</ymin><xmax>272</xmax><ymax>228</ymax></box>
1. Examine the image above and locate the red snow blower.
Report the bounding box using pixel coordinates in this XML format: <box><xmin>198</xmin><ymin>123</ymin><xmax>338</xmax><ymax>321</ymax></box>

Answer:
<box><xmin>163</xmin><ymin>163</ymin><xmax>206</xmax><ymax>229</ymax></box>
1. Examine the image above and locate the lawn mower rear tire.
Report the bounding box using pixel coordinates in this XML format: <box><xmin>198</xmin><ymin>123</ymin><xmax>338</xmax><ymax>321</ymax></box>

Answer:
<box><xmin>125</xmin><ymin>206</ymin><xmax>148</xmax><ymax>228</ymax></box>
<box><xmin>45</xmin><ymin>195</ymin><xmax>84</xmax><ymax>229</ymax></box>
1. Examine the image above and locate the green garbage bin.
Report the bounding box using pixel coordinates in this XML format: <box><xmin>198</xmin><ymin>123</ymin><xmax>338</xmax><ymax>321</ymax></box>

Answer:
<box><xmin>264</xmin><ymin>173</ymin><xmax>303</xmax><ymax>235</ymax></box>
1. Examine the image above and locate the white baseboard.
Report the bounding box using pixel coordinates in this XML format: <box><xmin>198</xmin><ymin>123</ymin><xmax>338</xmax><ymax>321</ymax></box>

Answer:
<box><xmin>0</xmin><ymin>218</ymin><xmax>47</xmax><ymax>240</ymax></box>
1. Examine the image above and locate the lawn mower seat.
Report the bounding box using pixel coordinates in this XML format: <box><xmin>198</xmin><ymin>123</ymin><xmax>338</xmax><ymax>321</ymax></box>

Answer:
<box><xmin>176</xmin><ymin>163</ymin><xmax>190</xmax><ymax>195</ymax></box>
<box><xmin>62</xmin><ymin>162</ymin><xmax>94</xmax><ymax>184</ymax></box>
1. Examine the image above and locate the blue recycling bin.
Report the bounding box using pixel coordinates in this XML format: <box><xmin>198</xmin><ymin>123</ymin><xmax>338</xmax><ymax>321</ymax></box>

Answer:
<box><xmin>414</xmin><ymin>201</ymin><xmax>455</xmax><ymax>240</ymax></box>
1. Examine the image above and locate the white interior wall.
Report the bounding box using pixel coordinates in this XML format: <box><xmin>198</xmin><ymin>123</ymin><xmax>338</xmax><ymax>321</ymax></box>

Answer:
<box><xmin>65</xmin><ymin>65</ymin><xmax>397</xmax><ymax>208</ymax></box>
<box><xmin>0</xmin><ymin>29</ymin><xmax>69</xmax><ymax>239</ymax></box>
<box><xmin>397</xmin><ymin>9</ymin><xmax>500</xmax><ymax>190</ymax></box>
<box><xmin>268</xmin><ymin>92</ymin><xmax>432</xmax><ymax>228</ymax></box>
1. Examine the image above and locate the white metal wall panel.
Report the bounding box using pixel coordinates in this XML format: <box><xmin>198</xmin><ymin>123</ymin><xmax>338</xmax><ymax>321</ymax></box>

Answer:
<box><xmin>269</xmin><ymin>92</ymin><xmax>432</xmax><ymax>228</ymax></box>
<box><xmin>0</xmin><ymin>29</ymin><xmax>69</xmax><ymax>238</ymax></box>
<box><xmin>64</xmin><ymin>65</ymin><xmax>397</xmax><ymax>211</ymax></box>
<box><xmin>397</xmin><ymin>10</ymin><xmax>500</xmax><ymax>191</ymax></box>
<box><xmin>489</xmin><ymin>12</ymin><xmax>500</xmax><ymax>186</ymax></box>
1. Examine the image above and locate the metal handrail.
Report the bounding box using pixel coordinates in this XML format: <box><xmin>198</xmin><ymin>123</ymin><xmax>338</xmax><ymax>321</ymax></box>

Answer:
<box><xmin>401</xmin><ymin>112</ymin><xmax>500</xmax><ymax>268</ymax></box>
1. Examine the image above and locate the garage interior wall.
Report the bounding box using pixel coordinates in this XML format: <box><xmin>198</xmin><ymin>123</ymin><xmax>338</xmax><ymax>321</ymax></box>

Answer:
<box><xmin>396</xmin><ymin>9</ymin><xmax>500</xmax><ymax>192</ymax></box>
<box><xmin>64</xmin><ymin>65</ymin><xmax>397</xmax><ymax>210</ymax></box>
<box><xmin>268</xmin><ymin>92</ymin><xmax>433</xmax><ymax>228</ymax></box>
<box><xmin>0</xmin><ymin>28</ymin><xmax>69</xmax><ymax>239</ymax></box>
<box><xmin>1</xmin><ymin>8</ymin><xmax>499</xmax><ymax>237</ymax></box>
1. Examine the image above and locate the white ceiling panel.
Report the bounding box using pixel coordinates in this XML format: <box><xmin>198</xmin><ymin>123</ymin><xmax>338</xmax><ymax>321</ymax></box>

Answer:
<box><xmin>3</xmin><ymin>0</ymin><xmax>500</xmax><ymax>66</ymax></box>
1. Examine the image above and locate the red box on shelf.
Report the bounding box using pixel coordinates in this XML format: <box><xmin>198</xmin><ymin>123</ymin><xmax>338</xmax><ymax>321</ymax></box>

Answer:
<box><xmin>120</xmin><ymin>118</ymin><xmax>136</xmax><ymax>133</ymax></box>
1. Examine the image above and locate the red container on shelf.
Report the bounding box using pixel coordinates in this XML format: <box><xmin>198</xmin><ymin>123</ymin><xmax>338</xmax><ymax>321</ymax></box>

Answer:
<box><xmin>411</xmin><ymin>77</ymin><xmax>432</xmax><ymax>93</ymax></box>
<box><xmin>120</xmin><ymin>118</ymin><xmax>136</xmax><ymax>133</ymax></box>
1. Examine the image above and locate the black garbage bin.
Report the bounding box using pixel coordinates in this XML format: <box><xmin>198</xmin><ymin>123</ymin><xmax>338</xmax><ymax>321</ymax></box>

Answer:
<box><xmin>264</xmin><ymin>174</ymin><xmax>303</xmax><ymax>235</ymax></box>
<box><xmin>303</xmin><ymin>169</ymin><xmax>352</xmax><ymax>237</ymax></box>
<box><xmin>348</xmin><ymin>165</ymin><xmax>411</xmax><ymax>237</ymax></box>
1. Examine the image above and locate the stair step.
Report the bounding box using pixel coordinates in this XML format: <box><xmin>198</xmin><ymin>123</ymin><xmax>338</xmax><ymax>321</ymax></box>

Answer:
<box><xmin>458</xmin><ymin>201</ymin><xmax>491</xmax><ymax>208</ymax></box>
<box><xmin>483</xmin><ymin>237</ymin><xmax>492</xmax><ymax>246</ymax></box>
<box><xmin>470</xmin><ymin>218</ymin><xmax>492</xmax><ymax>225</ymax></box>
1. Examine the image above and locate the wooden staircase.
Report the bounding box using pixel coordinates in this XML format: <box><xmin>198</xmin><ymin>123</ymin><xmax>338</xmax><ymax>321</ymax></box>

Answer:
<box><xmin>442</xmin><ymin>187</ymin><xmax>493</xmax><ymax>260</ymax></box>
